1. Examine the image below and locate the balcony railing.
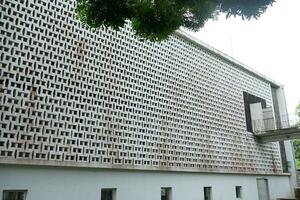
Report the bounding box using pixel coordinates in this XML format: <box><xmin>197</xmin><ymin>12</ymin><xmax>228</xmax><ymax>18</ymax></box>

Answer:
<box><xmin>252</xmin><ymin>114</ymin><xmax>300</xmax><ymax>133</ymax></box>
<box><xmin>252</xmin><ymin>114</ymin><xmax>300</xmax><ymax>142</ymax></box>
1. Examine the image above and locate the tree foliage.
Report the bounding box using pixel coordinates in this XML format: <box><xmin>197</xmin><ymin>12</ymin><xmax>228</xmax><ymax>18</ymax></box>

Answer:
<box><xmin>76</xmin><ymin>0</ymin><xmax>275</xmax><ymax>41</ymax></box>
<box><xmin>295</xmin><ymin>140</ymin><xmax>300</xmax><ymax>169</ymax></box>
<box><xmin>294</xmin><ymin>102</ymin><xmax>300</xmax><ymax>169</ymax></box>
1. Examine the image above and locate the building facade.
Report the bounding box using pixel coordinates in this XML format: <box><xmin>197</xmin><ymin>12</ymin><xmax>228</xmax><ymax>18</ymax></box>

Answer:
<box><xmin>0</xmin><ymin>0</ymin><xmax>297</xmax><ymax>200</ymax></box>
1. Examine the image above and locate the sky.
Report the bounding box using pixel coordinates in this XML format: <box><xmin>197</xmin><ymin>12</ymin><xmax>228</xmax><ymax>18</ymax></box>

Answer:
<box><xmin>184</xmin><ymin>0</ymin><xmax>300</xmax><ymax>115</ymax></box>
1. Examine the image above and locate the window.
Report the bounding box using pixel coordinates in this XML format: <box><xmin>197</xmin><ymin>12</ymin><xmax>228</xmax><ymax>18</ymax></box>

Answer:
<box><xmin>243</xmin><ymin>92</ymin><xmax>267</xmax><ymax>132</ymax></box>
<box><xmin>101</xmin><ymin>188</ymin><xmax>116</xmax><ymax>200</ymax></box>
<box><xmin>161</xmin><ymin>187</ymin><xmax>172</xmax><ymax>200</ymax></box>
<box><xmin>204</xmin><ymin>187</ymin><xmax>212</xmax><ymax>200</ymax></box>
<box><xmin>3</xmin><ymin>190</ymin><xmax>27</xmax><ymax>200</ymax></box>
<box><xmin>235</xmin><ymin>186</ymin><xmax>242</xmax><ymax>198</ymax></box>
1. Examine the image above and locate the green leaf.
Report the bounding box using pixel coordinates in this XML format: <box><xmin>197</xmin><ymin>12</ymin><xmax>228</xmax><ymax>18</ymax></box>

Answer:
<box><xmin>75</xmin><ymin>0</ymin><xmax>274</xmax><ymax>41</ymax></box>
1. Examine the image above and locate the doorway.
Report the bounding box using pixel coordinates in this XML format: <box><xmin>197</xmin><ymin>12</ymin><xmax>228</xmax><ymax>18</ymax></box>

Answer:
<box><xmin>257</xmin><ymin>178</ymin><xmax>270</xmax><ymax>200</ymax></box>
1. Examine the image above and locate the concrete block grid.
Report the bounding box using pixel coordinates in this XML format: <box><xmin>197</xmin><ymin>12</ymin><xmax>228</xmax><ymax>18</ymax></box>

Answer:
<box><xmin>0</xmin><ymin>0</ymin><xmax>282</xmax><ymax>174</ymax></box>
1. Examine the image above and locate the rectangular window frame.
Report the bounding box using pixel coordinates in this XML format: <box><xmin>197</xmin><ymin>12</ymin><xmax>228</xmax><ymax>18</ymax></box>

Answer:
<box><xmin>101</xmin><ymin>188</ymin><xmax>116</xmax><ymax>200</ymax></box>
<box><xmin>235</xmin><ymin>186</ymin><xmax>242</xmax><ymax>199</ymax></box>
<box><xmin>161</xmin><ymin>187</ymin><xmax>172</xmax><ymax>200</ymax></box>
<box><xmin>2</xmin><ymin>190</ymin><xmax>28</xmax><ymax>200</ymax></box>
<box><xmin>243</xmin><ymin>91</ymin><xmax>267</xmax><ymax>132</ymax></box>
<box><xmin>203</xmin><ymin>186</ymin><xmax>212</xmax><ymax>200</ymax></box>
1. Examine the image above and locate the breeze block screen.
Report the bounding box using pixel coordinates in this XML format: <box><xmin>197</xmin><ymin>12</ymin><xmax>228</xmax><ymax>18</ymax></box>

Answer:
<box><xmin>0</xmin><ymin>0</ymin><xmax>282</xmax><ymax>174</ymax></box>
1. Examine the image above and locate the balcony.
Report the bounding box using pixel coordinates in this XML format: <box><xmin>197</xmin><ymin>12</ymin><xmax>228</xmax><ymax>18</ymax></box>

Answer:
<box><xmin>252</xmin><ymin>114</ymin><xmax>300</xmax><ymax>143</ymax></box>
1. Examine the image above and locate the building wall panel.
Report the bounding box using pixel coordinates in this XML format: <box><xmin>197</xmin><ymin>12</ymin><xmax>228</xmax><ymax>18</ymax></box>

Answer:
<box><xmin>0</xmin><ymin>0</ymin><xmax>282</xmax><ymax>174</ymax></box>
<box><xmin>0</xmin><ymin>165</ymin><xmax>294</xmax><ymax>200</ymax></box>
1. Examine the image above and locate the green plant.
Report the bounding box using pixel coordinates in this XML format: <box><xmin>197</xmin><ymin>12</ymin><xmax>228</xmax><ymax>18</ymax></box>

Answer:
<box><xmin>293</xmin><ymin>102</ymin><xmax>300</xmax><ymax>169</ymax></box>
<box><xmin>76</xmin><ymin>0</ymin><xmax>274</xmax><ymax>41</ymax></box>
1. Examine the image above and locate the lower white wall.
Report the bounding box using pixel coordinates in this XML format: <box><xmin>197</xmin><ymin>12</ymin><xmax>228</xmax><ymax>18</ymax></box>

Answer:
<box><xmin>0</xmin><ymin>165</ymin><xmax>294</xmax><ymax>200</ymax></box>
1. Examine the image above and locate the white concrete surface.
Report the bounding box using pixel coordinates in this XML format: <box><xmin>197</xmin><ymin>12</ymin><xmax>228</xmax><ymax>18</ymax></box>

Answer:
<box><xmin>274</xmin><ymin>87</ymin><xmax>298</xmax><ymax>188</ymax></box>
<box><xmin>250</xmin><ymin>103</ymin><xmax>265</xmax><ymax>132</ymax></box>
<box><xmin>0</xmin><ymin>165</ymin><xmax>294</xmax><ymax>200</ymax></box>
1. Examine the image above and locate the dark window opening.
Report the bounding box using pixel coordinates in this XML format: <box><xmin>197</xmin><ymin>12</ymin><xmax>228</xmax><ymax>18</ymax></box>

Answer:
<box><xmin>161</xmin><ymin>187</ymin><xmax>171</xmax><ymax>200</ymax></box>
<box><xmin>235</xmin><ymin>186</ymin><xmax>242</xmax><ymax>198</ymax></box>
<box><xmin>101</xmin><ymin>188</ymin><xmax>116</xmax><ymax>200</ymax></box>
<box><xmin>204</xmin><ymin>187</ymin><xmax>212</xmax><ymax>200</ymax></box>
<box><xmin>3</xmin><ymin>190</ymin><xmax>27</xmax><ymax>200</ymax></box>
<box><xmin>243</xmin><ymin>92</ymin><xmax>266</xmax><ymax>132</ymax></box>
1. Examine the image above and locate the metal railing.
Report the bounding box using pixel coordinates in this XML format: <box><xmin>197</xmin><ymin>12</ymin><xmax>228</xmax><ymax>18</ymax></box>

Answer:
<box><xmin>252</xmin><ymin>113</ymin><xmax>300</xmax><ymax>133</ymax></box>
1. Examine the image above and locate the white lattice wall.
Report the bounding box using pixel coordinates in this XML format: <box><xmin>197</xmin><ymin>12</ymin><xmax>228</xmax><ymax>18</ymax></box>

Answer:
<box><xmin>0</xmin><ymin>0</ymin><xmax>282</xmax><ymax>174</ymax></box>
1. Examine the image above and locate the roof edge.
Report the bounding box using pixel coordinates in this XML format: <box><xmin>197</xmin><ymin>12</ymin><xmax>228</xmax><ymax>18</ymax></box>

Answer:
<box><xmin>175</xmin><ymin>30</ymin><xmax>282</xmax><ymax>88</ymax></box>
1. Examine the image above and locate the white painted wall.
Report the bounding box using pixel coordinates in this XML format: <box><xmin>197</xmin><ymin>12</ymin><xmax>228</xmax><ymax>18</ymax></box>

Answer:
<box><xmin>250</xmin><ymin>103</ymin><xmax>265</xmax><ymax>132</ymax></box>
<box><xmin>262</xmin><ymin>107</ymin><xmax>276</xmax><ymax>131</ymax></box>
<box><xmin>274</xmin><ymin>87</ymin><xmax>298</xmax><ymax>188</ymax></box>
<box><xmin>0</xmin><ymin>165</ymin><xmax>294</xmax><ymax>200</ymax></box>
<box><xmin>250</xmin><ymin>103</ymin><xmax>276</xmax><ymax>132</ymax></box>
